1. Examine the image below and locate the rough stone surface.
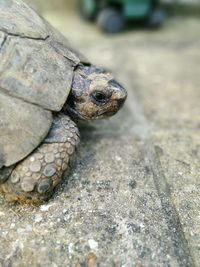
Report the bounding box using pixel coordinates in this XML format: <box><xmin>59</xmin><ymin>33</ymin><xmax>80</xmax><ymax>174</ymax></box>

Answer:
<box><xmin>0</xmin><ymin>10</ymin><xmax>200</xmax><ymax>267</ymax></box>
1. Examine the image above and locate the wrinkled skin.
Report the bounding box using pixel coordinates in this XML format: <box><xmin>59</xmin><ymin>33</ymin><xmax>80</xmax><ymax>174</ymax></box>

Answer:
<box><xmin>64</xmin><ymin>65</ymin><xmax>127</xmax><ymax>120</ymax></box>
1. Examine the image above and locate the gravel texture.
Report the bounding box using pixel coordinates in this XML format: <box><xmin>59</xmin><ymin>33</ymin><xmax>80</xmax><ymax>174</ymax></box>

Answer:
<box><xmin>0</xmin><ymin>9</ymin><xmax>200</xmax><ymax>267</ymax></box>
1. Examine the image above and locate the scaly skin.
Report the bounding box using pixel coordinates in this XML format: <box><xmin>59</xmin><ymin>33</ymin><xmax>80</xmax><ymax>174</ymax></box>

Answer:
<box><xmin>0</xmin><ymin>114</ymin><xmax>79</xmax><ymax>204</ymax></box>
<box><xmin>0</xmin><ymin>66</ymin><xmax>127</xmax><ymax>204</ymax></box>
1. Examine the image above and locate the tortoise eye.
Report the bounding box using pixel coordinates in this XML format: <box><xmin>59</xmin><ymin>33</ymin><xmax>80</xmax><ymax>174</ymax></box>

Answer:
<box><xmin>91</xmin><ymin>91</ymin><xmax>109</xmax><ymax>105</ymax></box>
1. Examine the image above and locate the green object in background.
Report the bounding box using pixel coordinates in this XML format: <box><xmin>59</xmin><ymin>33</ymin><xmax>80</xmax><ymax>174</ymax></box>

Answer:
<box><xmin>123</xmin><ymin>0</ymin><xmax>151</xmax><ymax>18</ymax></box>
<box><xmin>79</xmin><ymin>0</ymin><xmax>97</xmax><ymax>20</ymax></box>
<box><xmin>79</xmin><ymin>0</ymin><xmax>165</xmax><ymax>32</ymax></box>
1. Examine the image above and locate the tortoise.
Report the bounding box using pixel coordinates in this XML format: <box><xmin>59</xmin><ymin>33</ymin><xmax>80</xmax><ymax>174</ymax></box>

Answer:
<box><xmin>0</xmin><ymin>0</ymin><xmax>127</xmax><ymax>204</ymax></box>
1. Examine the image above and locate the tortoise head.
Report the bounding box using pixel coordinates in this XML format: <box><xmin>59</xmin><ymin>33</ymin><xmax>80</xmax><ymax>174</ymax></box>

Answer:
<box><xmin>64</xmin><ymin>65</ymin><xmax>127</xmax><ymax>120</ymax></box>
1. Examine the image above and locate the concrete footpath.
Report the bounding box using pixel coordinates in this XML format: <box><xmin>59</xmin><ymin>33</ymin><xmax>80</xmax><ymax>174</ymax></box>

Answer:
<box><xmin>0</xmin><ymin>12</ymin><xmax>200</xmax><ymax>267</ymax></box>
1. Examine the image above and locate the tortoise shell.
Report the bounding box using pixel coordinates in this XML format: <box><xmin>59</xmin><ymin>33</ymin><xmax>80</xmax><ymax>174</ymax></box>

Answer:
<box><xmin>0</xmin><ymin>0</ymin><xmax>89</xmax><ymax>167</ymax></box>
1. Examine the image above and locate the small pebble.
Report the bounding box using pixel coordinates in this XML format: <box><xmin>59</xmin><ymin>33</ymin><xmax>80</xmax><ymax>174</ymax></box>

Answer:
<box><xmin>88</xmin><ymin>239</ymin><xmax>98</xmax><ymax>250</ymax></box>
<box><xmin>10</xmin><ymin>223</ymin><xmax>15</xmax><ymax>229</ymax></box>
<box><xmin>62</xmin><ymin>209</ymin><xmax>67</xmax><ymax>214</ymax></box>
<box><xmin>34</xmin><ymin>215</ymin><xmax>43</xmax><ymax>223</ymax></box>
<box><xmin>40</xmin><ymin>204</ymin><xmax>52</xmax><ymax>212</ymax></box>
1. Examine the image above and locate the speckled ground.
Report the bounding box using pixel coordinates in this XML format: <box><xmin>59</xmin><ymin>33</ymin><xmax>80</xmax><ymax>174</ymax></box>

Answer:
<box><xmin>0</xmin><ymin>7</ymin><xmax>200</xmax><ymax>267</ymax></box>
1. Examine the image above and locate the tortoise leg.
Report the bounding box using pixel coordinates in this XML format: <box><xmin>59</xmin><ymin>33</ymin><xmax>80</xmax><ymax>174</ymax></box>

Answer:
<box><xmin>0</xmin><ymin>114</ymin><xmax>80</xmax><ymax>204</ymax></box>
<box><xmin>0</xmin><ymin>165</ymin><xmax>15</xmax><ymax>184</ymax></box>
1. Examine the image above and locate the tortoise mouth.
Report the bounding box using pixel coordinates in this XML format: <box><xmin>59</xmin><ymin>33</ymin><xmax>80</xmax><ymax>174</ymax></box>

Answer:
<box><xmin>63</xmin><ymin>104</ymin><xmax>87</xmax><ymax>121</ymax></box>
<box><xmin>63</xmin><ymin>94</ymin><xmax>88</xmax><ymax>121</ymax></box>
<box><xmin>64</xmin><ymin>104</ymin><xmax>118</xmax><ymax>121</ymax></box>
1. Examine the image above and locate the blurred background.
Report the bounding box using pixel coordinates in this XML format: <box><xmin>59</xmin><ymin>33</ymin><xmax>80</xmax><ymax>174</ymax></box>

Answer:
<box><xmin>1</xmin><ymin>2</ymin><xmax>200</xmax><ymax>266</ymax></box>
<box><xmin>23</xmin><ymin>0</ymin><xmax>200</xmax><ymax>133</ymax></box>
<box><xmin>21</xmin><ymin>0</ymin><xmax>200</xmax><ymax>139</ymax></box>
<box><xmin>26</xmin><ymin>0</ymin><xmax>200</xmax><ymax>14</ymax></box>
